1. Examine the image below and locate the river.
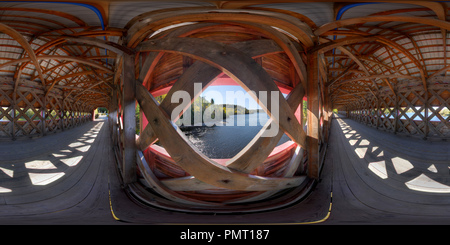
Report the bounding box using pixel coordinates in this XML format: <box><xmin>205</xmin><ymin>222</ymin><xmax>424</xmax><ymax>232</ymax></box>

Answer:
<box><xmin>182</xmin><ymin>113</ymin><xmax>291</xmax><ymax>159</ymax></box>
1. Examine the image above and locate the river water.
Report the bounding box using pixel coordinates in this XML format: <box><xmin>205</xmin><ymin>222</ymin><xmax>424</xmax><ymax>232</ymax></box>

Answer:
<box><xmin>183</xmin><ymin>113</ymin><xmax>291</xmax><ymax>159</ymax></box>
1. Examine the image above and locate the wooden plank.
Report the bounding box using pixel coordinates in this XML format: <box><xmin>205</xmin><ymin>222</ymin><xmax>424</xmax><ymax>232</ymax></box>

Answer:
<box><xmin>227</xmin><ymin>81</ymin><xmax>304</xmax><ymax>172</ymax></box>
<box><xmin>136</xmin><ymin>151</ymin><xmax>217</xmax><ymax>205</ymax></box>
<box><xmin>63</xmin><ymin>36</ymin><xmax>133</xmax><ymax>56</ymax></box>
<box><xmin>0</xmin><ymin>56</ymin><xmax>113</xmax><ymax>74</ymax></box>
<box><xmin>315</xmin><ymin>15</ymin><xmax>450</xmax><ymax>37</ymax></box>
<box><xmin>138</xmin><ymin>37</ymin><xmax>306</xmax><ymax>149</ymax></box>
<box><xmin>136</xmin><ymin>36</ymin><xmax>307</xmax><ymax>190</ymax></box>
<box><xmin>0</xmin><ymin>23</ymin><xmax>47</xmax><ymax>86</ymax></box>
<box><xmin>307</xmin><ymin>52</ymin><xmax>320</xmax><ymax>179</ymax></box>
<box><xmin>136</xmin><ymin>82</ymin><xmax>305</xmax><ymax>191</ymax></box>
<box><xmin>214</xmin><ymin>21</ymin><xmax>307</xmax><ymax>89</ymax></box>
<box><xmin>127</xmin><ymin>9</ymin><xmax>314</xmax><ymax>48</ymax></box>
<box><xmin>121</xmin><ymin>54</ymin><xmax>136</xmax><ymax>184</ymax></box>
<box><xmin>137</xmin><ymin>39</ymin><xmax>285</xmax><ymax>151</ymax></box>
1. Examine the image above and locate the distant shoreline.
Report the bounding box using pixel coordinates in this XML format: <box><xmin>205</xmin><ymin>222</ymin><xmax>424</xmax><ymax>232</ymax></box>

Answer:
<box><xmin>178</xmin><ymin>112</ymin><xmax>264</xmax><ymax>131</ymax></box>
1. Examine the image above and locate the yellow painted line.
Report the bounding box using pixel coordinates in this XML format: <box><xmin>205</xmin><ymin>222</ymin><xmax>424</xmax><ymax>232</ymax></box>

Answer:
<box><xmin>107</xmin><ymin>156</ymin><xmax>333</xmax><ymax>225</ymax></box>
<box><xmin>159</xmin><ymin>191</ymin><xmax>333</xmax><ymax>226</ymax></box>
<box><xmin>109</xmin><ymin>189</ymin><xmax>121</xmax><ymax>221</ymax></box>
<box><xmin>107</xmin><ymin>171</ymin><xmax>123</xmax><ymax>222</ymax></box>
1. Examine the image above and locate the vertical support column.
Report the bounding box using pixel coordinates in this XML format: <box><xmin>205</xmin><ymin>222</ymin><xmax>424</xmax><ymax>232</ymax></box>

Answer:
<box><xmin>110</xmin><ymin>86</ymin><xmax>119</xmax><ymax>146</ymax></box>
<box><xmin>323</xmin><ymin>86</ymin><xmax>331</xmax><ymax>143</ymax></box>
<box><xmin>42</xmin><ymin>94</ymin><xmax>46</xmax><ymax>136</ymax></box>
<box><xmin>306</xmin><ymin>52</ymin><xmax>320</xmax><ymax>179</ymax></box>
<box><xmin>375</xmin><ymin>94</ymin><xmax>380</xmax><ymax>129</ymax></box>
<box><xmin>424</xmin><ymin>90</ymin><xmax>429</xmax><ymax>139</ymax></box>
<box><xmin>122</xmin><ymin>54</ymin><xmax>137</xmax><ymax>185</ymax></box>
<box><xmin>61</xmin><ymin>93</ymin><xmax>65</xmax><ymax>131</ymax></box>
<box><xmin>393</xmin><ymin>90</ymin><xmax>399</xmax><ymax>134</ymax></box>
<box><xmin>12</xmin><ymin>91</ymin><xmax>16</xmax><ymax>140</ymax></box>
<box><xmin>71</xmin><ymin>103</ymin><xmax>74</xmax><ymax>128</ymax></box>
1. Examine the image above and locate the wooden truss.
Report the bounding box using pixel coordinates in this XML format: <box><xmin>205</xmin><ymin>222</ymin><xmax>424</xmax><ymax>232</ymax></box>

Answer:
<box><xmin>102</xmin><ymin>7</ymin><xmax>331</xmax><ymax>212</ymax></box>
<box><xmin>0</xmin><ymin>7</ymin><xmax>118</xmax><ymax>139</ymax></box>
<box><xmin>0</xmin><ymin>77</ymin><xmax>93</xmax><ymax>139</ymax></box>
<box><xmin>1</xmin><ymin>1</ymin><xmax>449</xmax><ymax>211</ymax></box>
<box><xmin>345</xmin><ymin>82</ymin><xmax>450</xmax><ymax>139</ymax></box>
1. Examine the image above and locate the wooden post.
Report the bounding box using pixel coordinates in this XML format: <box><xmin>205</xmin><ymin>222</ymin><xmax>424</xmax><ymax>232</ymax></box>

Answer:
<box><xmin>394</xmin><ymin>90</ymin><xmax>399</xmax><ymax>134</ymax></box>
<box><xmin>122</xmin><ymin>54</ymin><xmax>137</xmax><ymax>185</ymax></box>
<box><xmin>42</xmin><ymin>94</ymin><xmax>46</xmax><ymax>136</ymax></box>
<box><xmin>323</xmin><ymin>86</ymin><xmax>330</xmax><ymax>143</ymax></box>
<box><xmin>61</xmin><ymin>92</ymin><xmax>65</xmax><ymax>131</ymax></box>
<box><xmin>110</xmin><ymin>87</ymin><xmax>119</xmax><ymax>146</ymax></box>
<box><xmin>424</xmin><ymin>90</ymin><xmax>429</xmax><ymax>139</ymax></box>
<box><xmin>376</xmin><ymin>94</ymin><xmax>380</xmax><ymax>129</ymax></box>
<box><xmin>12</xmin><ymin>91</ymin><xmax>16</xmax><ymax>140</ymax></box>
<box><xmin>71</xmin><ymin>107</ymin><xmax>74</xmax><ymax>128</ymax></box>
<box><xmin>306</xmin><ymin>51</ymin><xmax>320</xmax><ymax>179</ymax></box>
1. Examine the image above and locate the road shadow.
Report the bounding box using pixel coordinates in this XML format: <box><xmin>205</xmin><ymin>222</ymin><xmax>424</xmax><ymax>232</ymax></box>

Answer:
<box><xmin>335</xmin><ymin>114</ymin><xmax>450</xmax><ymax>194</ymax></box>
<box><xmin>0</xmin><ymin>120</ymin><xmax>105</xmax><ymax>203</ymax></box>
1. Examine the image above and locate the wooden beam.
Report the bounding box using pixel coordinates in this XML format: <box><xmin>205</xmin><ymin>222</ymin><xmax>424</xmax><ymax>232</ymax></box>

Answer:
<box><xmin>306</xmin><ymin>51</ymin><xmax>320</xmax><ymax>179</ymax></box>
<box><xmin>138</xmin><ymin>37</ymin><xmax>306</xmax><ymax>148</ymax></box>
<box><xmin>315</xmin><ymin>15</ymin><xmax>450</xmax><ymax>37</ymax></box>
<box><xmin>137</xmin><ymin>39</ymin><xmax>284</xmax><ymax>150</ymax></box>
<box><xmin>63</xmin><ymin>36</ymin><xmax>133</xmax><ymax>56</ymax></box>
<box><xmin>334</xmin><ymin>74</ymin><xmax>418</xmax><ymax>87</ymax></box>
<box><xmin>127</xmin><ymin>9</ymin><xmax>314</xmax><ymax>48</ymax></box>
<box><xmin>0</xmin><ymin>23</ymin><xmax>47</xmax><ymax>86</ymax></box>
<box><xmin>122</xmin><ymin>54</ymin><xmax>137</xmax><ymax>185</ymax></box>
<box><xmin>136</xmin><ymin>82</ymin><xmax>304</xmax><ymax>191</ymax></box>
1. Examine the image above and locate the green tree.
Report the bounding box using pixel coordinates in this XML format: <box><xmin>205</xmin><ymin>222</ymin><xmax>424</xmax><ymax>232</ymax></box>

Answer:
<box><xmin>135</xmin><ymin>103</ymin><xmax>140</xmax><ymax>134</ymax></box>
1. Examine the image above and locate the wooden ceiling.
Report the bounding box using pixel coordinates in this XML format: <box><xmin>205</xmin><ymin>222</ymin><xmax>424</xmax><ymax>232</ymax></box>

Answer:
<box><xmin>0</xmin><ymin>1</ymin><xmax>449</xmax><ymax>110</ymax></box>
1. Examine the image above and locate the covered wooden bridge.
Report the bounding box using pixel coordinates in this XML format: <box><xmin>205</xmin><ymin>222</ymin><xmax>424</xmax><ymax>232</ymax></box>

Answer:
<box><xmin>0</xmin><ymin>0</ymin><xmax>449</xmax><ymax>225</ymax></box>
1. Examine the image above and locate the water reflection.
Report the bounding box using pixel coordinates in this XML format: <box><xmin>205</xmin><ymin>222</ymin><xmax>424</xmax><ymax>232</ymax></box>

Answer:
<box><xmin>183</xmin><ymin>113</ymin><xmax>291</xmax><ymax>159</ymax></box>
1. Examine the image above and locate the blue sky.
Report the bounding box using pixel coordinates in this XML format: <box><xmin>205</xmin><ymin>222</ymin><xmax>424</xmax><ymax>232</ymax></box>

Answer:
<box><xmin>201</xmin><ymin>85</ymin><xmax>258</xmax><ymax>109</ymax></box>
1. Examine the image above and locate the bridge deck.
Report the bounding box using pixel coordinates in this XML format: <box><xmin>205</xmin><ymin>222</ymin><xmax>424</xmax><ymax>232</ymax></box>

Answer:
<box><xmin>0</xmin><ymin>115</ymin><xmax>449</xmax><ymax>225</ymax></box>
<box><xmin>326</xmin><ymin>114</ymin><xmax>450</xmax><ymax>224</ymax></box>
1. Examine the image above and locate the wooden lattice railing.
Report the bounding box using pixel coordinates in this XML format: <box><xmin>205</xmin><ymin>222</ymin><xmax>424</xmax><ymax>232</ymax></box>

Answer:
<box><xmin>106</xmin><ymin>8</ymin><xmax>332</xmax><ymax>212</ymax></box>
<box><xmin>345</xmin><ymin>81</ymin><xmax>450</xmax><ymax>140</ymax></box>
<box><xmin>0</xmin><ymin>77</ymin><xmax>94</xmax><ymax>139</ymax></box>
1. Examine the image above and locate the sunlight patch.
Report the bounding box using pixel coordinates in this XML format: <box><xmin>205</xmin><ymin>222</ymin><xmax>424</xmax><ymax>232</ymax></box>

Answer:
<box><xmin>25</xmin><ymin>160</ymin><xmax>57</xmax><ymax>170</ymax></box>
<box><xmin>405</xmin><ymin>174</ymin><xmax>450</xmax><ymax>193</ymax></box>
<box><xmin>52</xmin><ymin>153</ymin><xmax>67</xmax><ymax>158</ymax></box>
<box><xmin>372</xmin><ymin>146</ymin><xmax>383</xmax><ymax>157</ymax></box>
<box><xmin>76</xmin><ymin>145</ymin><xmax>91</xmax><ymax>152</ymax></box>
<box><xmin>0</xmin><ymin>166</ymin><xmax>13</xmax><ymax>178</ymax></box>
<box><xmin>359</xmin><ymin>139</ymin><xmax>370</xmax><ymax>146</ymax></box>
<box><xmin>355</xmin><ymin>147</ymin><xmax>368</xmax><ymax>159</ymax></box>
<box><xmin>391</xmin><ymin>157</ymin><xmax>414</xmax><ymax>174</ymax></box>
<box><xmin>68</xmin><ymin>142</ymin><xmax>85</xmax><ymax>148</ymax></box>
<box><xmin>368</xmin><ymin>161</ymin><xmax>388</xmax><ymax>179</ymax></box>
<box><xmin>29</xmin><ymin>172</ymin><xmax>65</xmax><ymax>185</ymax></box>
<box><xmin>60</xmin><ymin>155</ymin><xmax>83</xmax><ymax>166</ymax></box>
<box><xmin>427</xmin><ymin>164</ymin><xmax>438</xmax><ymax>173</ymax></box>
<box><xmin>84</xmin><ymin>138</ymin><xmax>95</xmax><ymax>143</ymax></box>
<box><xmin>0</xmin><ymin>186</ymin><xmax>11</xmax><ymax>193</ymax></box>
